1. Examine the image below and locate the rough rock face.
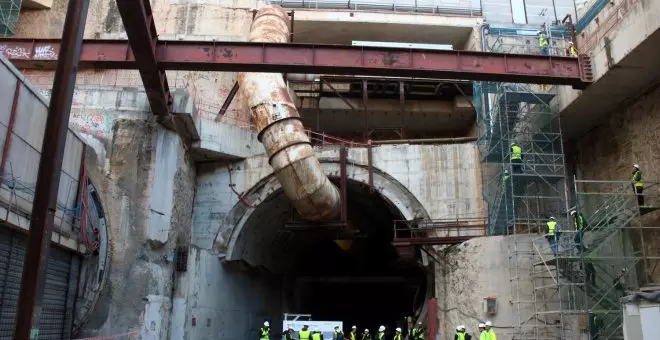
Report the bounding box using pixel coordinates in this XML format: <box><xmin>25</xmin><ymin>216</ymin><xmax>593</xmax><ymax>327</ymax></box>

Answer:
<box><xmin>75</xmin><ymin>119</ymin><xmax>195</xmax><ymax>339</ymax></box>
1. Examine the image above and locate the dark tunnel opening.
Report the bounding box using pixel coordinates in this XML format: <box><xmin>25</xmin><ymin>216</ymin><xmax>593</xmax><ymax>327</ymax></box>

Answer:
<box><xmin>231</xmin><ymin>179</ymin><xmax>429</xmax><ymax>335</ymax></box>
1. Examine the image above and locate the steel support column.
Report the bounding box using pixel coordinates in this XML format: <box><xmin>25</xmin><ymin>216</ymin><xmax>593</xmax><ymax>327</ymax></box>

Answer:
<box><xmin>0</xmin><ymin>39</ymin><xmax>593</xmax><ymax>88</ymax></box>
<box><xmin>339</xmin><ymin>146</ymin><xmax>348</xmax><ymax>222</ymax></box>
<box><xmin>216</xmin><ymin>81</ymin><xmax>239</xmax><ymax>121</ymax></box>
<box><xmin>13</xmin><ymin>0</ymin><xmax>90</xmax><ymax>339</ymax></box>
<box><xmin>0</xmin><ymin>83</ymin><xmax>20</xmax><ymax>178</ymax></box>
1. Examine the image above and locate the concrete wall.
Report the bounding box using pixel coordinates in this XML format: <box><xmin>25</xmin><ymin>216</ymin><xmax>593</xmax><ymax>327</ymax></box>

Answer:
<box><xmin>192</xmin><ymin>143</ymin><xmax>485</xmax><ymax>250</ymax></box>
<box><xmin>438</xmin><ymin>234</ymin><xmax>559</xmax><ymax>340</ymax></box>
<box><xmin>57</xmin><ymin>85</ymin><xmax>197</xmax><ymax>338</ymax></box>
<box><xmin>0</xmin><ymin>55</ymin><xmax>83</xmax><ymax>251</ymax></box>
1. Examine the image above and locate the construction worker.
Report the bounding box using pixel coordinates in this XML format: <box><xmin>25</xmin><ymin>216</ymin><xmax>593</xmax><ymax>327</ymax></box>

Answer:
<box><xmin>484</xmin><ymin>321</ymin><xmax>496</xmax><ymax>340</ymax></box>
<box><xmin>299</xmin><ymin>325</ymin><xmax>312</xmax><ymax>340</ymax></box>
<box><xmin>632</xmin><ymin>164</ymin><xmax>644</xmax><ymax>206</ymax></box>
<box><xmin>546</xmin><ymin>216</ymin><xmax>559</xmax><ymax>257</ymax></box>
<box><xmin>454</xmin><ymin>325</ymin><xmax>472</xmax><ymax>340</ymax></box>
<box><xmin>538</xmin><ymin>31</ymin><xmax>550</xmax><ymax>55</ymax></box>
<box><xmin>478</xmin><ymin>324</ymin><xmax>487</xmax><ymax>340</ymax></box>
<box><xmin>571</xmin><ymin>210</ymin><xmax>587</xmax><ymax>252</ymax></box>
<box><xmin>334</xmin><ymin>326</ymin><xmax>345</xmax><ymax>340</ymax></box>
<box><xmin>510</xmin><ymin>142</ymin><xmax>523</xmax><ymax>173</ymax></box>
<box><xmin>260</xmin><ymin>321</ymin><xmax>271</xmax><ymax>340</ymax></box>
<box><xmin>282</xmin><ymin>326</ymin><xmax>295</xmax><ymax>340</ymax></box>
<box><xmin>410</xmin><ymin>321</ymin><xmax>425</xmax><ymax>340</ymax></box>
<box><xmin>348</xmin><ymin>326</ymin><xmax>358</xmax><ymax>340</ymax></box>
<box><xmin>376</xmin><ymin>326</ymin><xmax>386</xmax><ymax>340</ymax></box>
<box><xmin>393</xmin><ymin>328</ymin><xmax>403</xmax><ymax>340</ymax></box>
<box><xmin>312</xmin><ymin>327</ymin><xmax>324</xmax><ymax>340</ymax></box>
<box><xmin>567</xmin><ymin>41</ymin><xmax>578</xmax><ymax>57</ymax></box>
<box><xmin>361</xmin><ymin>329</ymin><xmax>371</xmax><ymax>340</ymax></box>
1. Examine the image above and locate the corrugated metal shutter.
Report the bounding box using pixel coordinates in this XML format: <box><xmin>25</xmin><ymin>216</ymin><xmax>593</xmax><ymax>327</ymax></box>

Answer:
<box><xmin>0</xmin><ymin>228</ymin><xmax>80</xmax><ymax>339</ymax></box>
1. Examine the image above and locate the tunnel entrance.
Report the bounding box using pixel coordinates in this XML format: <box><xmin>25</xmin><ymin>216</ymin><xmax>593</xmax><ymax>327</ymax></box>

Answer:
<box><xmin>229</xmin><ymin>178</ymin><xmax>429</xmax><ymax>333</ymax></box>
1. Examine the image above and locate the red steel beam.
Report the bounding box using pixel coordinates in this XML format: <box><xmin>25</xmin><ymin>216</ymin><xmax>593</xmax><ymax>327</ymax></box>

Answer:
<box><xmin>114</xmin><ymin>0</ymin><xmax>172</xmax><ymax>117</ymax></box>
<box><xmin>0</xmin><ymin>39</ymin><xmax>593</xmax><ymax>88</ymax></box>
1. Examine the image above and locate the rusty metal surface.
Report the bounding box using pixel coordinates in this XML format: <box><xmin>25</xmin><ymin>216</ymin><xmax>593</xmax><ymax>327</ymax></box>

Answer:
<box><xmin>14</xmin><ymin>0</ymin><xmax>90</xmax><ymax>338</ymax></box>
<box><xmin>239</xmin><ymin>5</ymin><xmax>339</xmax><ymax>221</ymax></box>
<box><xmin>0</xmin><ymin>39</ymin><xmax>593</xmax><ymax>88</ymax></box>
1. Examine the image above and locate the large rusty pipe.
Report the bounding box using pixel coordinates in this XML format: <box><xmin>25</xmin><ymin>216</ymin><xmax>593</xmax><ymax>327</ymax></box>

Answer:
<box><xmin>239</xmin><ymin>6</ymin><xmax>340</xmax><ymax>221</ymax></box>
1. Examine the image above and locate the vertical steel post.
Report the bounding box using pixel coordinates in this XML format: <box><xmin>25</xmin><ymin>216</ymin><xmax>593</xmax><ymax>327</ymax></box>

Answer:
<box><xmin>0</xmin><ymin>83</ymin><xmax>21</xmax><ymax>177</ymax></box>
<box><xmin>13</xmin><ymin>0</ymin><xmax>90</xmax><ymax>338</ymax></box>
<box><xmin>339</xmin><ymin>146</ymin><xmax>348</xmax><ymax>223</ymax></box>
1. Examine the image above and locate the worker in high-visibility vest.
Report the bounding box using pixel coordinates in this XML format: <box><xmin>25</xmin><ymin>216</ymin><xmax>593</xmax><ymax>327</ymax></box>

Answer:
<box><xmin>454</xmin><ymin>325</ymin><xmax>472</xmax><ymax>340</ymax></box>
<box><xmin>348</xmin><ymin>326</ymin><xmax>358</xmax><ymax>340</ymax></box>
<box><xmin>282</xmin><ymin>326</ymin><xmax>295</xmax><ymax>340</ymax></box>
<box><xmin>312</xmin><ymin>327</ymin><xmax>324</xmax><ymax>340</ymax></box>
<box><xmin>376</xmin><ymin>326</ymin><xmax>386</xmax><ymax>340</ymax></box>
<box><xmin>260</xmin><ymin>321</ymin><xmax>271</xmax><ymax>340</ymax></box>
<box><xmin>485</xmin><ymin>321</ymin><xmax>497</xmax><ymax>340</ymax></box>
<box><xmin>478</xmin><ymin>324</ymin><xmax>487</xmax><ymax>340</ymax></box>
<box><xmin>571</xmin><ymin>210</ymin><xmax>588</xmax><ymax>252</ymax></box>
<box><xmin>393</xmin><ymin>328</ymin><xmax>403</xmax><ymax>340</ymax></box>
<box><xmin>547</xmin><ymin>216</ymin><xmax>559</xmax><ymax>257</ymax></box>
<box><xmin>361</xmin><ymin>329</ymin><xmax>372</xmax><ymax>340</ymax></box>
<box><xmin>539</xmin><ymin>32</ymin><xmax>550</xmax><ymax>55</ymax></box>
<box><xmin>299</xmin><ymin>325</ymin><xmax>312</xmax><ymax>340</ymax></box>
<box><xmin>567</xmin><ymin>41</ymin><xmax>578</xmax><ymax>57</ymax></box>
<box><xmin>632</xmin><ymin>164</ymin><xmax>645</xmax><ymax>206</ymax></box>
<box><xmin>510</xmin><ymin>142</ymin><xmax>523</xmax><ymax>173</ymax></box>
<box><xmin>333</xmin><ymin>326</ymin><xmax>345</xmax><ymax>340</ymax></box>
<box><xmin>410</xmin><ymin>321</ymin><xmax>425</xmax><ymax>340</ymax></box>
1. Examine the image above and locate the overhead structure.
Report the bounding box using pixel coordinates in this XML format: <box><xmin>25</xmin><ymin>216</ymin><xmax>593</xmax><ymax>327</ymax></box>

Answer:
<box><xmin>0</xmin><ymin>39</ymin><xmax>593</xmax><ymax>88</ymax></box>
<box><xmin>0</xmin><ymin>0</ymin><xmax>21</xmax><ymax>36</ymax></box>
<box><xmin>239</xmin><ymin>5</ymin><xmax>340</xmax><ymax>221</ymax></box>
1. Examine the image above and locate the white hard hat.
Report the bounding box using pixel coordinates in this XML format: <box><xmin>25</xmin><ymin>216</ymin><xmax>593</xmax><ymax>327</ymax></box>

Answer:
<box><xmin>352</xmin><ymin>325</ymin><xmax>357</xmax><ymax>329</ymax></box>
<box><xmin>288</xmin><ymin>326</ymin><xmax>293</xmax><ymax>330</ymax></box>
<box><xmin>485</xmin><ymin>321</ymin><xmax>492</xmax><ymax>327</ymax></box>
<box><xmin>634</xmin><ymin>164</ymin><xmax>640</xmax><ymax>168</ymax></box>
<box><xmin>549</xmin><ymin>216</ymin><xmax>555</xmax><ymax>220</ymax></box>
<box><xmin>379</xmin><ymin>326</ymin><xmax>386</xmax><ymax>332</ymax></box>
<box><xmin>417</xmin><ymin>321</ymin><xmax>423</xmax><ymax>325</ymax></box>
<box><xmin>365</xmin><ymin>329</ymin><xmax>369</xmax><ymax>332</ymax></box>
<box><xmin>396</xmin><ymin>328</ymin><xmax>402</xmax><ymax>332</ymax></box>
<box><xmin>571</xmin><ymin>210</ymin><xmax>577</xmax><ymax>215</ymax></box>
<box><xmin>264</xmin><ymin>321</ymin><xmax>270</xmax><ymax>327</ymax></box>
<box><xmin>569</xmin><ymin>41</ymin><xmax>574</xmax><ymax>44</ymax></box>
<box><xmin>510</xmin><ymin>142</ymin><xmax>516</xmax><ymax>146</ymax></box>
<box><xmin>479</xmin><ymin>323</ymin><xmax>486</xmax><ymax>328</ymax></box>
<box><xmin>456</xmin><ymin>325</ymin><xmax>462</xmax><ymax>331</ymax></box>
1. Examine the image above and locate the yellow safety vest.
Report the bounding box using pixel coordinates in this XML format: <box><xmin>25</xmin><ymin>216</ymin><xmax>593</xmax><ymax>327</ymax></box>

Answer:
<box><xmin>569</xmin><ymin>45</ymin><xmax>577</xmax><ymax>56</ymax></box>
<box><xmin>633</xmin><ymin>170</ymin><xmax>644</xmax><ymax>188</ymax></box>
<box><xmin>547</xmin><ymin>221</ymin><xmax>557</xmax><ymax>236</ymax></box>
<box><xmin>479</xmin><ymin>330</ymin><xmax>488</xmax><ymax>340</ymax></box>
<box><xmin>394</xmin><ymin>333</ymin><xmax>402</xmax><ymax>340</ymax></box>
<box><xmin>312</xmin><ymin>332</ymin><xmax>322</xmax><ymax>340</ymax></box>
<box><xmin>350</xmin><ymin>331</ymin><xmax>357</xmax><ymax>339</ymax></box>
<box><xmin>260</xmin><ymin>328</ymin><xmax>270</xmax><ymax>340</ymax></box>
<box><xmin>456</xmin><ymin>332</ymin><xmax>466</xmax><ymax>340</ymax></box>
<box><xmin>377</xmin><ymin>332</ymin><xmax>385</xmax><ymax>340</ymax></box>
<box><xmin>539</xmin><ymin>36</ymin><xmax>549</xmax><ymax>47</ymax></box>
<box><xmin>574</xmin><ymin>214</ymin><xmax>585</xmax><ymax>231</ymax></box>
<box><xmin>488</xmin><ymin>329</ymin><xmax>497</xmax><ymax>340</ymax></box>
<box><xmin>511</xmin><ymin>145</ymin><xmax>522</xmax><ymax>160</ymax></box>
<box><xmin>299</xmin><ymin>330</ymin><xmax>311</xmax><ymax>340</ymax></box>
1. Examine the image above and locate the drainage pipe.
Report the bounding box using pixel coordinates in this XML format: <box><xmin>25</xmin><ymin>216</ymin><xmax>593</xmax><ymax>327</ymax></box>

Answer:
<box><xmin>239</xmin><ymin>5</ymin><xmax>340</xmax><ymax>221</ymax></box>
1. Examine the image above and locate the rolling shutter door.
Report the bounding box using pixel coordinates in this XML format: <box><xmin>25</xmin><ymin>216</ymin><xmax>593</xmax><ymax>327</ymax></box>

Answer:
<box><xmin>0</xmin><ymin>228</ymin><xmax>80</xmax><ymax>339</ymax></box>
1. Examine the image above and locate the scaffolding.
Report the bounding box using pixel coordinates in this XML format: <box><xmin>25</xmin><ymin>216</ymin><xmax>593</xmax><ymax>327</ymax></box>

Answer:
<box><xmin>476</xmin><ymin>25</ymin><xmax>660</xmax><ymax>340</ymax></box>
<box><xmin>0</xmin><ymin>0</ymin><xmax>21</xmax><ymax>37</ymax></box>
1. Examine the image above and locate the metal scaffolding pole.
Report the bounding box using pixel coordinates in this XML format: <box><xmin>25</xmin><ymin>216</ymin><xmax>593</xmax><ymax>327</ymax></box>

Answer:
<box><xmin>13</xmin><ymin>0</ymin><xmax>90</xmax><ymax>338</ymax></box>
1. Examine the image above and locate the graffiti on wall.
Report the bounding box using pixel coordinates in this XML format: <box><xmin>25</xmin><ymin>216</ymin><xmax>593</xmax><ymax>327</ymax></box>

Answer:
<box><xmin>70</xmin><ymin>110</ymin><xmax>113</xmax><ymax>140</ymax></box>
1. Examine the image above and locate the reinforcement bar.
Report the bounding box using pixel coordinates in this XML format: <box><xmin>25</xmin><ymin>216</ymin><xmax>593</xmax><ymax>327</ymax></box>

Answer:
<box><xmin>0</xmin><ymin>39</ymin><xmax>593</xmax><ymax>88</ymax></box>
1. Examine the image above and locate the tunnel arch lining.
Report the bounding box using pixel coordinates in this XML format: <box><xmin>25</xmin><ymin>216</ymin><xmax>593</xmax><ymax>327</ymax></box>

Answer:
<box><xmin>217</xmin><ymin>159</ymin><xmax>430</xmax><ymax>261</ymax></box>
